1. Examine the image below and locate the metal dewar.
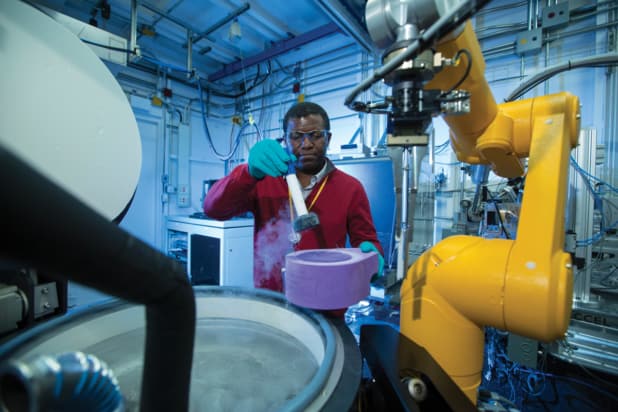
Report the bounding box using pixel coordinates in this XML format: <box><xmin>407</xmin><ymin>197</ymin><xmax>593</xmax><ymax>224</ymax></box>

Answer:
<box><xmin>0</xmin><ymin>287</ymin><xmax>361</xmax><ymax>412</ymax></box>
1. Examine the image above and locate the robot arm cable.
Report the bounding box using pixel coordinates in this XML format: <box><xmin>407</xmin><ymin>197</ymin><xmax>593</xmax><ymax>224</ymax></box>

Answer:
<box><xmin>506</xmin><ymin>53</ymin><xmax>618</xmax><ymax>102</ymax></box>
<box><xmin>442</xmin><ymin>49</ymin><xmax>473</xmax><ymax>96</ymax></box>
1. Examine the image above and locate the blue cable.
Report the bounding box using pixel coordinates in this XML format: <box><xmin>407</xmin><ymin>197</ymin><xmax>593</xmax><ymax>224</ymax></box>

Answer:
<box><xmin>570</xmin><ymin>156</ymin><xmax>617</xmax><ymax>245</ymax></box>
<box><xmin>53</xmin><ymin>367</ymin><xmax>64</xmax><ymax>398</ymax></box>
<box><xmin>570</xmin><ymin>156</ymin><xmax>603</xmax><ymax>204</ymax></box>
<box><xmin>576</xmin><ymin>219</ymin><xmax>618</xmax><ymax>246</ymax></box>
<box><xmin>196</xmin><ymin>80</ymin><xmax>251</xmax><ymax>161</ymax></box>
<box><xmin>570</xmin><ymin>155</ymin><xmax>618</xmax><ymax>194</ymax></box>
<box><xmin>73</xmin><ymin>368</ymin><xmax>89</xmax><ymax>396</ymax></box>
<box><xmin>541</xmin><ymin>371</ymin><xmax>618</xmax><ymax>403</ymax></box>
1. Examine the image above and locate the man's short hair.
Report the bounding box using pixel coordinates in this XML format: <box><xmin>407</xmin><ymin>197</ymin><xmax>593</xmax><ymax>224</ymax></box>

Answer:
<box><xmin>282</xmin><ymin>102</ymin><xmax>330</xmax><ymax>132</ymax></box>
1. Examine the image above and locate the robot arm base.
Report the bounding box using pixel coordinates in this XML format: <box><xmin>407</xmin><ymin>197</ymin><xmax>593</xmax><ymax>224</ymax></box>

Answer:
<box><xmin>360</xmin><ymin>324</ymin><xmax>477</xmax><ymax>412</ymax></box>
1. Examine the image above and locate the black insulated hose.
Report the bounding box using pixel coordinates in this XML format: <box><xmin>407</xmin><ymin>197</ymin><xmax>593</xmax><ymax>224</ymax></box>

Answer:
<box><xmin>0</xmin><ymin>145</ymin><xmax>196</xmax><ymax>412</ymax></box>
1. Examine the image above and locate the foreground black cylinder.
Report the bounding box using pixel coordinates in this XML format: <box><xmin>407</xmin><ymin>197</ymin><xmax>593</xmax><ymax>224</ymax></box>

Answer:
<box><xmin>0</xmin><ymin>146</ymin><xmax>196</xmax><ymax>412</ymax></box>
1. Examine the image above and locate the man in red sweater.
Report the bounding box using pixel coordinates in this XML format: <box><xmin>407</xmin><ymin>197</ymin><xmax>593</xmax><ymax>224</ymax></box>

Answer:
<box><xmin>203</xmin><ymin>101</ymin><xmax>384</xmax><ymax>298</ymax></box>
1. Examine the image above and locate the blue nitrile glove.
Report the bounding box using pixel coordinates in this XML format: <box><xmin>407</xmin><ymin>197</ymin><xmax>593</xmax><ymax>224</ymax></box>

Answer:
<box><xmin>359</xmin><ymin>241</ymin><xmax>384</xmax><ymax>277</ymax></box>
<box><xmin>248</xmin><ymin>139</ymin><xmax>296</xmax><ymax>179</ymax></box>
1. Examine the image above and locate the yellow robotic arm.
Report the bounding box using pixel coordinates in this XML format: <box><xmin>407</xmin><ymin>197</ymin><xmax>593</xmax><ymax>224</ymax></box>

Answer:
<box><xmin>426</xmin><ymin>22</ymin><xmax>580</xmax><ymax>177</ymax></box>
<box><xmin>355</xmin><ymin>0</ymin><xmax>581</xmax><ymax>406</ymax></box>
<box><xmin>402</xmin><ymin>20</ymin><xmax>580</xmax><ymax>405</ymax></box>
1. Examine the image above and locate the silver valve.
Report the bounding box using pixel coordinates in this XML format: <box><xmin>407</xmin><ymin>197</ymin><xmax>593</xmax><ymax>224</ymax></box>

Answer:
<box><xmin>440</xmin><ymin>90</ymin><xmax>471</xmax><ymax>115</ymax></box>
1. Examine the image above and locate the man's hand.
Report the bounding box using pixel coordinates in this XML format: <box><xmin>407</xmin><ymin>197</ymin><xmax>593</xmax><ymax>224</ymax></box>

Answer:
<box><xmin>359</xmin><ymin>241</ymin><xmax>384</xmax><ymax>276</ymax></box>
<box><xmin>248</xmin><ymin>139</ymin><xmax>296</xmax><ymax>179</ymax></box>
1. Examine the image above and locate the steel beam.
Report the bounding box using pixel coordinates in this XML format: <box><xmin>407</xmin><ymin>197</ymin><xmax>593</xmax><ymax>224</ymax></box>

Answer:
<box><xmin>208</xmin><ymin>23</ymin><xmax>341</xmax><ymax>81</ymax></box>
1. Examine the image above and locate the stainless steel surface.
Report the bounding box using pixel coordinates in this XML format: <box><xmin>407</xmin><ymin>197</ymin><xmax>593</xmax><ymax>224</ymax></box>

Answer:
<box><xmin>396</xmin><ymin>147</ymin><xmax>411</xmax><ymax>282</ymax></box>
<box><xmin>33</xmin><ymin>282</ymin><xmax>59</xmax><ymax>319</ymax></box>
<box><xmin>365</xmin><ymin>0</ymin><xmax>440</xmax><ymax>49</ymax></box>
<box><xmin>550</xmin><ymin>244</ymin><xmax>618</xmax><ymax>377</ymax></box>
<box><xmin>571</xmin><ymin>128</ymin><xmax>598</xmax><ymax>303</ymax></box>
<box><xmin>550</xmin><ymin>317</ymin><xmax>618</xmax><ymax>376</ymax></box>
<box><xmin>168</xmin><ymin>215</ymin><xmax>254</xmax><ymax>229</ymax></box>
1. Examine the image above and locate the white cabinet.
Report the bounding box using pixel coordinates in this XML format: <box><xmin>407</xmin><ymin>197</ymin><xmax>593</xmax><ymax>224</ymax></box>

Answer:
<box><xmin>166</xmin><ymin>216</ymin><xmax>254</xmax><ymax>288</ymax></box>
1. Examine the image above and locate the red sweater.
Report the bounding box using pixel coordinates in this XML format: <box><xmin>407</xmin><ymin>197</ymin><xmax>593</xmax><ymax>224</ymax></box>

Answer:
<box><xmin>203</xmin><ymin>162</ymin><xmax>383</xmax><ymax>292</ymax></box>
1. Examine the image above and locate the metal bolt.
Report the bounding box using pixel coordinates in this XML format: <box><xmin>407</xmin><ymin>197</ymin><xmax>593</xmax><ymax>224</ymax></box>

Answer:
<box><xmin>406</xmin><ymin>377</ymin><xmax>427</xmax><ymax>402</ymax></box>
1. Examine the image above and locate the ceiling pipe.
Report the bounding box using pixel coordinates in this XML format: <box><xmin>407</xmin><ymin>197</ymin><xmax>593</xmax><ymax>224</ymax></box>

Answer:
<box><xmin>138</xmin><ymin>1</ymin><xmax>237</xmax><ymax>59</ymax></box>
<box><xmin>129</xmin><ymin>0</ymin><xmax>139</xmax><ymax>59</ymax></box>
<box><xmin>186</xmin><ymin>28</ymin><xmax>193</xmax><ymax>77</ymax></box>
<box><xmin>187</xmin><ymin>3</ymin><xmax>251</xmax><ymax>46</ymax></box>
<box><xmin>140</xmin><ymin>1</ymin><xmax>200</xmax><ymax>36</ymax></box>
<box><xmin>137</xmin><ymin>0</ymin><xmax>184</xmax><ymax>40</ymax></box>
<box><xmin>313</xmin><ymin>0</ymin><xmax>376</xmax><ymax>53</ymax></box>
<box><xmin>208</xmin><ymin>23</ymin><xmax>341</xmax><ymax>81</ymax></box>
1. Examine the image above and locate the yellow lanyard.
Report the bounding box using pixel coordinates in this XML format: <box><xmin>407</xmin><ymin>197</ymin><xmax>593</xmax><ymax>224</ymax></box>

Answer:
<box><xmin>288</xmin><ymin>175</ymin><xmax>329</xmax><ymax>220</ymax></box>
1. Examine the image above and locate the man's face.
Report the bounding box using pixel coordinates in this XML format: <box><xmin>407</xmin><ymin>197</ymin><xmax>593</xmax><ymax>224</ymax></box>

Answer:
<box><xmin>285</xmin><ymin>114</ymin><xmax>331</xmax><ymax>175</ymax></box>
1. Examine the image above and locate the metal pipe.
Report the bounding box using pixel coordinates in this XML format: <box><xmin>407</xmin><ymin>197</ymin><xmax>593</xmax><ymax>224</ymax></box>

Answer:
<box><xmin>544</xmin><ymin>0</ymin><xmax>552</xmax><ymax>95</ymax></box>
<box><xmin>411</xmin><ymin>146</ymin><xmax>427</xmax><ymax>192</ymax></box>
<box><xmin>140</xmin><ymin>1</ymin><xmax>197</xmax><ymax>35</ymax></box>
<box><xmin>546</xmin><ymin>20</ymin><xmax>618</xmax><ymax>42</ymax></box>
<box><xmin>606</xmin><ymin>13</ymin><xmax>618</xmax><ymax>189</ymax></box>
<box><xmin>209</xmin><ymin>23</ymin><xmax>340</xmax><ymax>81</ymax></box>
<box><xmin>313</xmin><ymin>0</ymin><xmax>375</xmax><ymax>53</ymax></box>
<box><xmin>477</xmin><ymin>4</ymin><xmax>618</xmax><ymax>45</ymax></box>
<box><xmin>396</xmin><ymin>147</ymin><xmax>412</xmax><ymax>281</ymax></box>
<box><xmin>476</xmin><ymin>0</ymin><xmax>527</xmax><ymax>17</ymax></box>
<box><xmin>527</xmin><ymin>0</ymin><xmax>538</xmax><ymax>30</ymax></box>
<box><xmin>198</xmin><ymin>45</ymin><xmax>212</xmax><ymax>55</ymax></box>
<box><xmin>186</xmin><ymin>28</ymin><xmax>193</xmax><ymax>77</ymax></box>
<box><xmin>161</xmin><ymin>103</ymin><xmax>170</xmax><ymax>232</ymax></box>
<box><xmin>478</xmin><ymin>3</ymin><xmax>618</xmax><ymax>61</ymax></box>
<box><xmin>130</xmin><ymin>0</ymin><xmax>139</xmax><ymax>57</ymax></box>
<box><xmin>0</xmin><ymin>146</ymin><xmax>196</xmax><ymax>412</ymax></box>
<box><xmin>137</xmin><ymin>1</ymin><xmax>236</xmax><ymax>59</ymax></box>
<box><xmin>189</xmin><ymin>3</ymin><xmax>250</xmax><ymax>46</ymax></box>
<box><xmin>137</xmin><ymin>0</ymin><xmax>185</xmax><ymax>40</ymax></box>
<box><xmin>571</xmin><ymin>129</ymin><xmax>596</xmax><ymax>303</ymax></box>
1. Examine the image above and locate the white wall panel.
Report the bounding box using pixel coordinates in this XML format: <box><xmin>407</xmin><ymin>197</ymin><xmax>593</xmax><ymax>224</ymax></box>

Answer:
<box><xmin>119</xmin><ymin>102</ymin><xmax>163</xmax><ymax>249</ymax></box>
